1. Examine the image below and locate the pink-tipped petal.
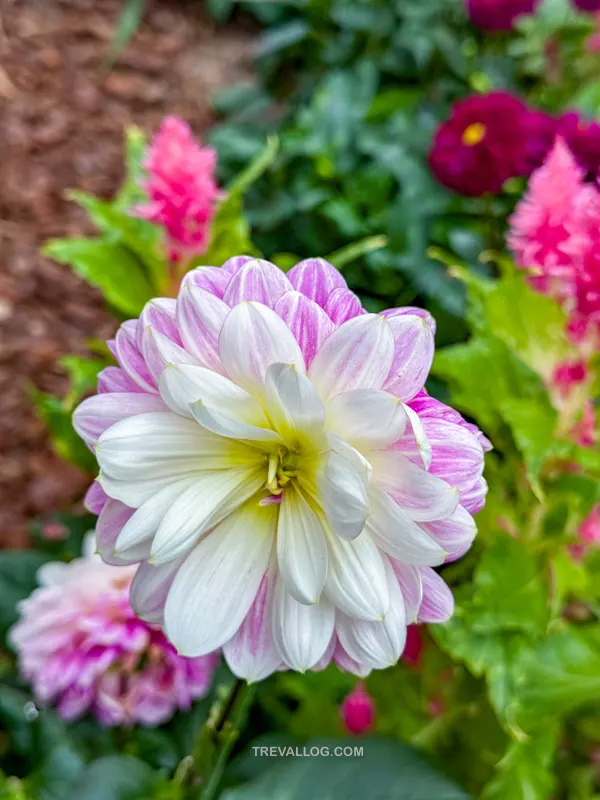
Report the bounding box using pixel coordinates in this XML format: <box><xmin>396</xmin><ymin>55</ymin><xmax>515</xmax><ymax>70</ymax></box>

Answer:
<box><xmin>182</xmin><ymin>266</ymin><xmax>230</xmax><ymax>298</ymax></box>
<box><xmin>287</xmin><ymin>258</ymin><xmax>347</xmax><ymax>307</ymax></box>
<box><xmin>115</xmin><ymin>320</ymin><xmax>157</xmax><ymax>394</ymax></box>
<box><xmin>176</xmin><ymin>284</ymin><xmax>229</xmax><ymax>371</ymax></box>
<box><xmin>136</xmin><ymin>298</ymin><xmax>181</xmax><ymax>350</ymax></box>
<box><xmin>222</xmin><ymin>259</ymin><xmax>293</xmax><ymax>308</ymax></box>
<box><xmin>98</xmin><ymin>367</ymin><xmax>144</xmax><ymax>395</ymax></box>
<box><xmin>324</xmin><ymin>288</ymin><xmax>364</xmax><ymax>325</ymax></box>
<box><xmin>384</xmin><ymin>315</ymin><xmax>435</xmax><ymax>402</ymax></box>
<box><xmin>418</xmin><ymin>567</ymin><xmax>454</xmax><ymax>623</ymax></box>
<box><xmin>383</xmin><ymin>306</ymin><xmax>437</xmax><ymax>336</ymax></box>
<box><xmin>73</xmin><ymin>393</ymin><xmax>168</xmax><ymax>447</ymax></box>
<box><xmin>221</xmin><ymin>255</ymin><xmax>256</xmax><ymax>274</ymax></box>
<box><xmin>96</xmin><ymin>500</ymin><xmax>142</xmax><ymax>566</ymax></box>
<box><xmin>274</xmin><ymin>291</ymin><xmax>335</xmax><ymax>367</ymax></box>
<box><xmin>141</xmin><ymin>327</ymin><xmax>201</xmax><ymax>385</ymax></box>
<box><xmin>422</xmin><ymin>505</ymin><xmax>477</xmax><ymax>562</ymax></box>
<box><xmin>84</xmin><ymin>481</ymin><xmax>109</xmax><ymax>515</ymax></box>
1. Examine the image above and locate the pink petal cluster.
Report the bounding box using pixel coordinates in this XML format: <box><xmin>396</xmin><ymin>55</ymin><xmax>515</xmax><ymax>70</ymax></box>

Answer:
<box><xmin>74</xmin><ymin>256</ymin><xmax>489</xmax><ymax>678</ymax></box>
<box><xmin>428</xmin><ymin>92</ymin><xmax>555</xmax><ymax>196</ymax></box>
<box><xmin>9</xmin><ymin>537</ymin><xmax>218</xmax><ymax>726</ymax></box>
<box><xmin>466</xmin><ymin>0</ymin><xmax>541</xmax><ymax>31</ymax></box>
<box><xmin>569</xmin><ymin>504</ymin><xmax>600</xmax><ymax>560</ymax></box>
<box><xmin>341</xmin><ymin>683</ymin><xmax>375</xmax><ymax>735</ymax></box>
<box><xmin>134</xmin><ymin>116</ymin><xmax>222</xmax><ymax>264</ymax></box>
<box><xmin>508</xmin><ymin>138</ymin><xmax>600</xmax><ymax>344</ymax></box>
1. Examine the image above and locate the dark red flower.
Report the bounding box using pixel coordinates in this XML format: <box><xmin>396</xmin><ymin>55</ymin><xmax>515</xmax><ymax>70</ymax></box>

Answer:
<box><xmin>557</xmin><ymin>112</ymin><xmax>600</xmax><ymax>177</ymax></box>
<box><xmin>572</xmin><ymin>0</ymin><xmax>600</xmax><ymax>11</ymax></box>
<box><xmin>429</xmin><ymin>92</ymin><xmax>537</xmax><ymax>196</ymax></box>
<box><xmin>466</xmin><ymin>0</ymin><xmax>541</xmax><ymax>30</ymax></box>
<box><xmin>402</xmin><ymin>626</ymin><xmax>424</xmax><ymax>668</ymax></box>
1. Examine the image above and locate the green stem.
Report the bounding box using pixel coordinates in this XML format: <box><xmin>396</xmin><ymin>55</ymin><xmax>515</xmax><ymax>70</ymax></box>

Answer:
<box><xmin>179</xmin><ymin>677</ymin><xmax>255</xmax><ymax>800</ymax></box>
<box><xmin>327</xmin><ymin>235</ymin><xmax>389</xmax><ymax>270</ymax></box>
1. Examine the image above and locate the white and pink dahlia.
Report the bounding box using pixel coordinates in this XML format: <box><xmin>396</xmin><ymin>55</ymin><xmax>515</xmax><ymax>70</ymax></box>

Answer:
<box><xmin>74</xmin><ymin>257</ymin><xmax>490</xmax><ymax>680</ymax></box>
<box><xmin>9</xmin><ymin>536</ymin><xmax>218</xmax><ymax>726</ymax></box>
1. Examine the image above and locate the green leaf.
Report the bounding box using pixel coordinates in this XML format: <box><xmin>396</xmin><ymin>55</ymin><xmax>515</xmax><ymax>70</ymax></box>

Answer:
<box><xmin>43</xmin><ymin>238</ymin><xmax>154</xmax><ymax>316</ymax></box>
<box><xmin>472</xmin><ymin>534</ymin><xmax>548</xmax><ymax>636</ymax></box>
<box><xmin>0</xmin><ymin>551</ymin><xmax>51</xmax><ymax>639</ymax></box>
<box><xmin>514</xmin><ymin>626</ymin><xmax>600</xmax><ymax>727</ymax></box>
<box><xmin>27</xmin><ymin>745</ymin><xmax>85</xmax><ymax>800</ymax></box>
<box><xmin>30</xmin><ymin>389</ymin><xmax>96</xmax><ymax>473</ymax></box>
<box><xmin>223</xmin><ymin>737</ymin><xmax>471</xmax><ymax>800</ymax></box>
<box><xmin>255</xmin><ymin>21</ymin><xmax>310</xmax><ymax>59</ymax></box>
<box><xmin>104</xmin><ymin>0</ymin><xmax>146</xmax><ymax>68</ymax></box>
<box><xmin>482</xmin><ymin>271</ymin><xmax>572</xmax><ymax>383</ymax></box>
<box><xmin>68</xmin><ymin>191</ymin><xmax>166</xmax><ymax>295</ymax></box>
<box><xmin>70</xmin><ymin>756</ymin><xmax>157</xmax><ymax>800</ymax></box>
<box><xmin>480</xmin><ymin>723</ymin><xmax>560</xmax><ymax>800</ymax></box>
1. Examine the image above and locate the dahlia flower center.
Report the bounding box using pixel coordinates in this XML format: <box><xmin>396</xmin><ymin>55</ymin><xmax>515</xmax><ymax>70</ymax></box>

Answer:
<box><xmin>462</xmin><ymin>122</ymin><xmax>486</xmax><ymax>146</ymax></box>
<box><xmin>266</xmin><ymin>447</ymin><xmax>300</xmax><ymax>495</ymax></box>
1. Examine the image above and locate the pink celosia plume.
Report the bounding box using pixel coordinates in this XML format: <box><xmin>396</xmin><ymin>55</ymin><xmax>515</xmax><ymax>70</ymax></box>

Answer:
<box><xmin>133</xmin><ymin>116</ymin><xmax>222</xmax><ymax>264</ymax></box>
<box><xmin>9</xmin><ymin>536</ymin><xmax>218</xmax><ymax>726</ymax></box>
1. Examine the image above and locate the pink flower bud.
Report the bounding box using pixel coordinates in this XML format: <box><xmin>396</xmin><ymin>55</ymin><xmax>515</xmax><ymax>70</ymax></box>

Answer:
<box><xmin>402</xmin><ymin>625</ymin><xmax>424</xmax><ymax>668</ymax></box>
<box><xmin>341</xmin><ymin>683</ymin><xmax>375</xmax><ymax>735</ymax></box>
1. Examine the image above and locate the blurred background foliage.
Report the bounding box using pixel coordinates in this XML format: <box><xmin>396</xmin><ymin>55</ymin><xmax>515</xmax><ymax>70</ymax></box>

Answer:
<box><xmin>3</xmin><ymin>0</ymin><xmax>600</xmax><ymax>798</ymax></box>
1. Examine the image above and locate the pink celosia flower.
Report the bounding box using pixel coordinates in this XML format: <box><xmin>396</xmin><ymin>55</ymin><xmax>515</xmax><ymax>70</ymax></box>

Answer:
<box><xmin>341</xmin><ymin>683</ymin><xmax>374</xmax><ymax>735</ymax></box>
<box><xmin>9</xmin><ymin>536</ymin><xmax>218</xmax><ymax>726</ymax></box>
<box><xmin>133</xmin><ymin>116</ymin><xmax>222</xmax><ymax>264</ymax></box>
<box><xmin>402</xmin><ymin>625</ymin><xmax>424</xmax><ymax>667</ymax></box>
<box><xmin>429</xmin><ymin>93</ymin><xmax>546</xmax><ymax>196</ymax></box>
<box><xmin>73</xmin><ymin>257</ymin><xmax>489</xmax><ymax>679</ymax></box>
<box><xmin>552</xmin><ymin>359</ymin><xmax>588</xmax><ymax>398</ymax></box>
<box><xmin>466</xmin><ymin>0</ymin><xmax>541</xmax><ymax>31</ymax></box>
<box><xmin>508</xmin><ymin>138</ymin><xmax>596</xmax><ymax>297</ymax></box>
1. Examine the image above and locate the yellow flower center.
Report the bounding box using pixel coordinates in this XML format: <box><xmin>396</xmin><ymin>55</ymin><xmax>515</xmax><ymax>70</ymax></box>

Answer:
<box><xmin>266</xmin><ymin>447</ymin><xmax>300</xmax><ymax>495</ymax></box>
<box><xmin>461</xmin><ymin>122</ymin><xmax>486</xmax><ymax>147</ymax></box>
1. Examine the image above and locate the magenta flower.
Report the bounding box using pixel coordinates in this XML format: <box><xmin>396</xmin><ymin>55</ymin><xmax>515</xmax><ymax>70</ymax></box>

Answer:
<box><xmin>341</xmin><ymin>683</ymin><xmax>375</xmax><ymax>735</ymax></box>
<box><xmin>466</xmin><ymin>0</ymin><xmax>541</xmax><ymax>31</ymax></box>
<box><xmin>402</xmin><ymin>625</ymin><xmax>424</xmax><ymax>667</ymax></box>
<box><xmin>134</xmin><ymin>116</ymin><xmax>222</xmax><ymax>264</ymax></box>
<box><xmin>9</xmin><ymin>536</ymin><xmax>218</xmax><ymax>726</ymax></box>
<box><xmin>429</xmin><ymin>93</ymin><xmax>540</xmax><ymax>196</ymax></box>
<box><xmin>573</xmin><ymin>0</ymin><xmax>600</xmax><ymax>11</ymax></box>
<box><xmin>557</xmin><ymin>112</ymin><xmax>600</xmax><ymax>177</ymax></box>
<box><xmin>73</xmin><ymin>257</ymin><xmax>488</xmax><ymax>679</ymax></box>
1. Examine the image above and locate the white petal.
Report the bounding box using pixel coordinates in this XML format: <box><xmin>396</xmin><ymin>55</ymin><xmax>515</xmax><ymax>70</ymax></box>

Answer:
<box><xmin>176</xmin><ymin>284</ymin><xmax>229</xmax><ymax>371</ymax></box>
<box><xmin>308</xmin><ymin>314</ymin><xmax>394</xmax><ymax>403</ymax></box>
<box><xmin>219</xmin><ymin>302</ymin><xmax>305</xmax><ymax>399</ymax></box>
<box><xmin>392</xmin><ymin>403</ymin><xmax>432</xmax><ymax>469</ymax></box>
<box><xmin>264</xmin><ymin>363</ymin><xmax>326</xmax><ymax>440</ymax></box>
<box><xmin>141</xmin><ymin>326</ymin><xmax>200</xmax><ymax>384</ymax></box>
<box><xmin>422</xmin><ymin>505</ymin><xmax>477</xmax><ymax>561</ymax></box>
<box><xmin>150</xmin><ymin>468</ymin><xmax>265</xmax><ymax>565</ymax></box>
<box><xmin>114</xmin><ymin>477</ymin><xmax>198</xmax><ymax>558</ymax></box>
<box><xmin>277</xmin><ymin>487</ymin><xmax>328</xmax><ymax>604</ymax></box>
<box><xmin>130</xmin><ymin>557</ymin><xmax>185</xmax><ymax>624</ymax></box>
<box><xmin>326</xmin><ymin>389</ymin><xmax>407</xmax><ymax>451</ymax></box>
<box><xmin>164</xmin><ymin>500</ymin><xmax>277</xmax><ymax>656</ymax></box>
<box><xmin>306</xmin><ymin>450</ymin><xmax>369</xmax><ymax>541</ymax></box>
<box><xmin>366</xmin><ymin>485</ymin><xmax>446</xmax><ymax>566</ymax></box>
<box><xmin>191</xmin><ymin>401</ymin><xmax>283</xmax><ymax>444</ymax></box>
<box><xmin>272</xmin><ymin>578</ymin><xmax>335</xmax><ymax>671</ymax></box>
<box><xmin>159</xmin><ymin>363</ymin><xmax>268</xmax><ymax>426</ymax></box>
<box><xmin>324</xmin><ymin>528</ymin><xmax>389</xmax><ymax>621</ymax></box>
<box><xmin>274</xmin><ymin>291</ymin><xmax>334</xmax><ymax>366</ymax></box>
<box><xmin>223</xmin><ymin>564</ymin><xmax>282</xmax><ymax>683</ymax></box>
<box><xmin>336</xmin><ymin>558</ymin><xmax>406</xmax><ymax>670</ymax></box>
<box><xmin>384</xmin><ymin>314</ymin><xmax>435</xmax><ymax>401</ymax></box>
<box><xmin>73</xmin><ymin>393</ymin><xmax>168</xmax><ymax>447</ymax></box>
<box><xmin>370</xmin><ymin>450</ymin><xmax>459</xmax><ymax>522</ymax></box>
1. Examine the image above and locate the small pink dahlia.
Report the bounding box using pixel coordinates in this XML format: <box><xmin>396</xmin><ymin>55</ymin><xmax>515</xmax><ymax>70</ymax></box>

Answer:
<box><xmin>74</xmin><ymin>257</ymin><xmax>489</xmax><ymax>679</ymax></box>
<box><xmin>134</xmin><ymin>116</ymin><xmax>222</xmax><ymax>264</ymax></box>
<box><xmin>9</xmin><ymin>536</ymin><xmax>218</xmax><ymax>726</ymax></box>
<box><xmin>466</xmin><ymin>0</ymin><xmax>541</xmax><ymax>31</ymax></box>
<box><xmin>429</xmin><ymin>93</ymin><xmax>542</xmax><ymax>196</ymax></box>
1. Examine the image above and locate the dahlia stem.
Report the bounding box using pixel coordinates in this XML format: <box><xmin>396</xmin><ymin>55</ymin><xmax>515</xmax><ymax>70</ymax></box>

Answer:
<box><xmin>179</xmin><ymin>677</ymin><xmax>255</xmax><ymax>800</ymax></box>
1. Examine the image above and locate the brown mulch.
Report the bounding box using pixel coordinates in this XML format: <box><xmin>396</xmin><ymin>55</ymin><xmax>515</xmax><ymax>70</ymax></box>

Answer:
<box><xmin>0</xmin><ymin>0</ymin><xmax>255</xmax><ymax>548</ymax></box>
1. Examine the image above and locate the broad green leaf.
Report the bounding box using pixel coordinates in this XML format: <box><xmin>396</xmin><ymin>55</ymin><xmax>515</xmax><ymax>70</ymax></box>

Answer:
<box><xmin>43</xmin><ymin>238</ymin><xmax>154</xmax><ymax>317</ymax></box>
<box><xmin>0</xmin><ymin>551</ymin><xmax>51</xmax><ymax>639</ymax></box>
<box><xmin>482</xmin><ymin>271</ymin><xmax>571</xmax><ymax>382</ymax></box>
<box><xmin>68</xmin><ymin>191</ymin><xmax>166</xmax><ymax>295</ymax></box>
<box><xmin>514</xmin><ymin>626</ymin><xmax>600</xmax><ymax>727</ymax></box>
<box><xmin>70</xmin><ymin>756</ymin><xmax>157</xmax><ymax>800</ymax></box>
<box><xmin>30</xmin><ymin>389</ymin><xmax>96</xmax><ymax>473</ymax></box>
<box><xmin>222</xmin><ymin>737</ymin><xmax>471</xmax><ymax>800</ymax></box>
<box><xmin>480</xmin><ymin>723</ymin><xmax>560</xmax><ymax>800</ymax></box>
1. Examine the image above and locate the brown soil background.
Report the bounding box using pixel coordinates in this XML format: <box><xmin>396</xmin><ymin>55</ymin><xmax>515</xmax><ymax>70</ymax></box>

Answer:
<box><xmin>0</xmin><ymin>0</ymin><xmax>255</xmax><ymax>547</ymax></box>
